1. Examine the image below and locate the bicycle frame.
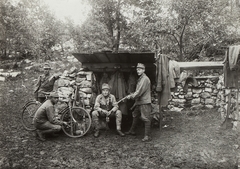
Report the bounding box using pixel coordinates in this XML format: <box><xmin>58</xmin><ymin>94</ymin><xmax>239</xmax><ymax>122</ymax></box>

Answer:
<box><xmin>67</xmin><ymin>85</ymin><xmax>87</xmax><ymax>136</ymax></box>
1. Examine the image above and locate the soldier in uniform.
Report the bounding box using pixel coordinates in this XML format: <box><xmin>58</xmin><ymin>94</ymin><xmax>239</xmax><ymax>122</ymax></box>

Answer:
<box><xmin>34</xmin><ymin>64</ymin><xmax>60</xmax><ymax>103</ymax></box>
<box><xmin>33</xmin><ymin>92</ymin><xmax>67</xmax><ymax>141</ymax></box>
<box><xmin>126</xmin><ymin>63</ymin><xmax>152</xmax><ymax>142</ymax></box>
<box><xmin>92</xmin><ymin>83</ymin><xmax>125</xmax><ymax>138</ymax></box>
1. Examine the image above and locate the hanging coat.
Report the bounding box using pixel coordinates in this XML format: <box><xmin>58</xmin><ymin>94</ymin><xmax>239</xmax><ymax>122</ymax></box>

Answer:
<box><xmin>100</xmin><ymin>73</ymin><xmax>110</xmax><ymax>89</ymax></box>
<box><xmin>127</xmin><ymin>71</ymin><xmax>138</xmax><ymax>94</ymax></box>
<box><xmin>109</xmin><ymin>71</ymin><xmax>128</xmax><ymax>115</ymax></box>
<box><xmin>169</xmin><ymin>60</ymin><xmax>180</xmax><ymax>88</ymax></box>
<box><xmin>224</xmin><ymin>50</ymin><xmax>239</xmax><ymax>88</ymax></box>
<box><xmin>156</xmin><ymin>54</ymin><xmax>171</xmax><ymax>107</ymax></box>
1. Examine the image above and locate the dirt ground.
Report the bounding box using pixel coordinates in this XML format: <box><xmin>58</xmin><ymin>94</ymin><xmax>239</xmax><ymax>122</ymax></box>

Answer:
<box><xmin>1</xmin><ymin>68</ymin><xmax>240</xmax><ymax>169</ymax></box>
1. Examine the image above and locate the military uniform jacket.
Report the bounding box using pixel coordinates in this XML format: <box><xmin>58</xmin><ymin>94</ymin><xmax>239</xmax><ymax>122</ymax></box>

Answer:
<box><xmin>33</xmin><ymin>100</ymin><xmax>62</xmax><ymax>125</ymax></box>
<box><xmin>94</xmin><ymin>94</ymin><xmax>118</xmax><ymax>112</ymax></box>
<box><xmin>131</xmin><ymin>73</ymin><xmax>151</xmax><ymax>106</ymax></box>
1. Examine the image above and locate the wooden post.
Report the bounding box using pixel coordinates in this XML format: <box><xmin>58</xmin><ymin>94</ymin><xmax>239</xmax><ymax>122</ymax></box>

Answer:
<box><xmin>158</xmin><ymin>93</ymin><xmax>163</xmax><ymax>132</ymax></box>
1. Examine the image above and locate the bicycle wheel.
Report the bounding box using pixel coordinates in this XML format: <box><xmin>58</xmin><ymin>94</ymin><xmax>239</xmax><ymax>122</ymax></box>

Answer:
<box><xmin>60</xmin><ymin>107</ymin><xmax>92</xmax><ymax>138</ymax></box>
<box><xmin>21</xmin><ymin>101</ymin><xmax>41</xmax><ymax>131</ymax></box>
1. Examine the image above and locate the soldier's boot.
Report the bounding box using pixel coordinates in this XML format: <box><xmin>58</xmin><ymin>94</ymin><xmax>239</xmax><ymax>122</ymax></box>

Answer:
<box><xmin>36</xmin><ymin>130</ymin><xmax>46</xmax><ymax>141</ymax></box>
<box><xmin>92</xmin><ymin>111</ymin><xmax>101</xmax><ymax>138</ymax></box>
<box><xmin>93</xmin><ymin>121</ymin><xmax>100</xmax><ymax>138</ymax></box>
<box><xmin>115</xmin><ymin>110</ymin><xmax>125</xmax><ymax>137</ymax></box>
<box><xmin>125</xmin><ymin>117</ymin><xmax>138</xmax><ymax>136</ymax></box>
<box><xmin>142</xmin><ymin>121</ymin><xmax>151</xmax><ymax>142</ymax></box>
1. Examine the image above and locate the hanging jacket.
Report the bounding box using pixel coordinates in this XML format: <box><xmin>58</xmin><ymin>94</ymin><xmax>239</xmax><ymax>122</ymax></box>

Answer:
<box><xmin>100</xmin><ymin>73</ymin><xmax>110</xmax><ymax>90</ymax></box>
<box><xmin>169</xmin><ymin>60</ymin><xmax>180</xmax><ymax>88</ymax></box>
<box><xmin>127</xmin><ymin>71</ymin><xmax>138</xmax><ymax>94</ymax></box>
<box><xmin>228</xmin><ymin>45</ymin><xmax>240</xmax><ymax>70</ymax></box>
<box><xmin>156</xmin><ymin>54</ymin><xmax>171</xmax><ymax>106</ymax></box>
<box><xmin>108</xmin><ymin>71</ymin><xmax>128</xmax><ymax>115</ymax></box>
<box><xmin>224</xmin><ymin>50</ymin><xmax>239</xmax><ymax>88</ymax></box>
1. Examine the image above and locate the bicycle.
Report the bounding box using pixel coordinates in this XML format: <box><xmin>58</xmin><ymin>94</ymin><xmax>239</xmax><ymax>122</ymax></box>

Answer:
<box><xmin>21</xmin><ymin>86</ymin><xmax>92</xmax><ymax>138</ymax></box>
<box><xmin>21</xmin><ymin>92</ymin><xmax>53</xmax><ymax>131</ymax></box>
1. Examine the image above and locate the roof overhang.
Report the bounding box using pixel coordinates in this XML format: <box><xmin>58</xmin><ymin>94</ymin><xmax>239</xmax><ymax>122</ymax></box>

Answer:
<box><xmin>72</xmin><ymin>52</ymin><xmax>156</xmax><ymax>72</ymax></box>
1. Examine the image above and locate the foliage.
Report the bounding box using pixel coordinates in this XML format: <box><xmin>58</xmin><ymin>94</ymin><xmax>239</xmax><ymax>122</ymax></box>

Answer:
<box><xmin>86</xmin><ymin>0</ymin><xmax>129</xmax><ymax>52</ymax></box>
<box><xmin>0</xmin><ymin>0</ymin><xmax>67</xmax><ymax>60</ymax></box>
<box><xmin>1</xmin><ymin>0</ymin><xmax>240</xmax><ymax>61</ymax></box>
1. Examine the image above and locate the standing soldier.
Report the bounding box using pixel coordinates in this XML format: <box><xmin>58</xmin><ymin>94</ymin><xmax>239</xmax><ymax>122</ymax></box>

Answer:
<box><xmin>126</xmin><ymin>63</ymin><xmax>152</xmax><ymax>142</ymax></box>
<box><xmin>92</xmin><ymin>83</ymin><xmax>125</xmax><ymax>138</ymax></box>
<box><xmin>34</xmin><ymin>64</ymin><xmax>60</xmax><ymax>103</ymax></box>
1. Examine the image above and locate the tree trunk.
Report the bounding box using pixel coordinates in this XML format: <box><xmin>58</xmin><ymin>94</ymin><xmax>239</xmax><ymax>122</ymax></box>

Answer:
<box><xmin>115</xmin><ymin>0</ymin><xmax>121</xmax><ymax>52</ymax></box>
<box><xmin>179</xmin><ymin>42</ymin><xmax>184</xmax><ymax>61</ymax></box>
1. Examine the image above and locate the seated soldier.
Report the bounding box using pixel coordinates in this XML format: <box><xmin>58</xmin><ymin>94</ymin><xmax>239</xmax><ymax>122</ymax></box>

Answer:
<box><xmin>33</xmin><ymin>92</ymin><xmax>67</xmax><ymax>141</ymax></box>
<box><xmin>92</xmin><ymin>83</ymin><xmax>125</xmax><ymax>137</ymax></box>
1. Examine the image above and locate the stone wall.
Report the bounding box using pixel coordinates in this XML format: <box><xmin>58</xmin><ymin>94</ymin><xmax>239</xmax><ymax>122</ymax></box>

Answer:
<box><xmin>167</xmin><ymin>75</ymin><xmax>223</xmax><ymax>111</ymax></box>
<box><xmin>167</xmin><ymin>74</ymin><xmax>240</xmax><ymax>130</ymax></box>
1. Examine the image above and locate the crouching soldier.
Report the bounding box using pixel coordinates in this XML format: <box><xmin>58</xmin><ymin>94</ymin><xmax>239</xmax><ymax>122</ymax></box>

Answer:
<box><xmin>92</xmin><ymin>83</ymin><xmax>125</xmax><ymax>137</ymax></box>
<box><xmin>33</xmin><ymin>92</ymin><xmax>67</xmax><ymax>141</ymax></box>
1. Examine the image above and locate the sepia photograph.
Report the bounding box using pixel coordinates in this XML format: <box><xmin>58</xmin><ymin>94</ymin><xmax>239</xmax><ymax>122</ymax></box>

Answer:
<box><xmin>1</xmin><ymin>0</ymin><xmax>240</xmax><ymax>168</ymax></box>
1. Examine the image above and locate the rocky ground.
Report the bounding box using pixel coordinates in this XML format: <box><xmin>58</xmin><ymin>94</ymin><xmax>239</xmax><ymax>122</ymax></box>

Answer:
<box><xmin>1</xmin><ymin>62</ymin><xmax>240</xmax><ymax>169</ymax></box>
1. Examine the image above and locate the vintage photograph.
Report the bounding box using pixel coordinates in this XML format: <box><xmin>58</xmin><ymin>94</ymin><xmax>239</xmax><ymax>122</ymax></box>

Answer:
<box><xmin>1</xmin><ymin>0</ymin><xmax>240</xmax><ymax>168</ymax></box>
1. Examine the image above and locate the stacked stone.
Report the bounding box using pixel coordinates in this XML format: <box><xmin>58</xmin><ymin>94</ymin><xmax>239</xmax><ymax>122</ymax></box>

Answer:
<box><xmin>56</xmin><ymin>67</ymin><xmax>95</xmax><ymax>113</ymax></box>
<box><xmin>168</xmin><ymin>86</ymin><xmax>186</xmax><ymax>110</ymax></box>
<box><xmin>168</xmin><ymin>77</ymin><xmax>219</xmax><ymax>111</ymax></box>
<box><xmin>216</xmin><ymin>75</ymin><xmax>227</xmax><ymax>120</ymax></box>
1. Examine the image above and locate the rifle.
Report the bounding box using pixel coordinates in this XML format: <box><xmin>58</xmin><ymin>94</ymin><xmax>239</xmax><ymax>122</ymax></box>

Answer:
<box><xmin>116</xmin><ymin>95</ymin><xmax>129</xmax><ymax>104</ymax></box>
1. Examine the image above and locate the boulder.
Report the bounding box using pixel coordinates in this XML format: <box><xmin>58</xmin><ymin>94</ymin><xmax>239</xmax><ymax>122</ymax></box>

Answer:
<box><xmin>192</xmin><ymin>88</ymin><xmax>202</xmax><ymax>94</ymax></box>
<box><xmin>205</xmin><ymin>105</ymin><xmax>214</xmax><ymax>109</ymax></box>
<box><xmin>204</xmin><ymin>88</ymin><xmax>212</xmax><ymax>93</ymax></box>
<box><xmin>171</xmin><ymin>98</ymin><xmax>186</xmax><ymax>103</ymax></box>
<box><xmin>200</xmin><ymin>92</ymin><xmax>211</xmax><ymax>99</ymax></box>
<box><xmin>191</xmin><ymin>98</ymin><xmax>201</xmax><ymax>104</ymax></box>
<box><xmin>0</xmin><ymin>76</ymin><xmax>5</xmax><ymax>81</ymax></box>
<box><xmin>185</xmin><ymin>92</ymin><xmax>193</xmax><ymax>99</ymax></box>
<box><xmin>205</xmin><ymin>99</ymin><xmax>215</xmax><ymax>105</ymax></box>
<box><xmin>178</xmin><ymin>95</ymin><xmax>185</xmax><ymax>99</ymax></box>
<box><xmin>191</xmin><ymin>104</ymin><xmax>204</xmax><ymax>110</ymax></box>
<box><xmin>193</xmin><ymin>94</ymin><xmax>200</xmax><ymax>98</ymax></box>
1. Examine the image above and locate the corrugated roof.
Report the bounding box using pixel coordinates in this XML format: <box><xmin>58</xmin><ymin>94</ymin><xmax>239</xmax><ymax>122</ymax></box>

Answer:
<box><xmin>72</xmin><ymin>52</ymin><xmax>156</xmax><ymax>64</ymax></box>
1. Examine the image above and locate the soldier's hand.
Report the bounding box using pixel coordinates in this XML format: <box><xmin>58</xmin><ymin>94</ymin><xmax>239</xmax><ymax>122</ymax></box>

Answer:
<box><xmin>106</xmin><ymin>110</ymin><xmax>112</xmax><ymax>116</ymax></box>
<box><xmin>126</xmin><ymin>95</ymin><xmax>132</xmax><ymax>100</ymax></box>
<box><xmin>102</xmin><ymin>110</ymin><xmax>108</xmax><ymax>115</ymax></box>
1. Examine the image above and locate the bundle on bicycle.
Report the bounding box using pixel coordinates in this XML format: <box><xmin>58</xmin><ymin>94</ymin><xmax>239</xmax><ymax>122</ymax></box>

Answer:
<box><xmin>58</xmin><ymin>83</ymin><xmax>92</xmax><ymax>138</ymax></box>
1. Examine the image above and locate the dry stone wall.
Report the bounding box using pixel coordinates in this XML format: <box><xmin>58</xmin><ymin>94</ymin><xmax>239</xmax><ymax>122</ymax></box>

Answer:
<box><xmin>168</xmin><ymin>75</ymin><xmax>223</xmax><ymax>111</ymax></box>
<box><xmin>167</xmin><ymin>74</ymin><xmax>240</xmax><ymax>130</ymax></box>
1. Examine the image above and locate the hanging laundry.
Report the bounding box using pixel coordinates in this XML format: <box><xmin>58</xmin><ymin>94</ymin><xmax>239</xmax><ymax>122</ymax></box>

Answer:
<box><xmin>224</xmin><ymin>49</ymin><xmax>240</xmax><ymax>88</ymax></box>
<box><xmin>169</xmin><ymin>60</ymin><xmax>180</xmax><ymax>88</ymax></box>
<box><xmin>156</xmin><ymin>54</ymin><xmax>171</xmax><ymax>107</ymax></box>
<box><xmin>178</xmin><ymin>71</ymin><xmax>198</xmax><ymax>93</ymax></box>
<box><xmin>100</xmin><ymin>72</ymin><xmax>110</xmax><ymax>90</ymax></box>
<box><xmin>228</xmin><ymin>45</ymin><xmax>240</xmax><ymax>70</ymax></box>
<box><xmin>127</xmin><ymin>71</ymin><xmax>138</xmax><ymax>94</ymax></box>
<box><xmin>109</xmin><ymin>71</ymin><xmax>128</xmax><ymax>115</ymax></box>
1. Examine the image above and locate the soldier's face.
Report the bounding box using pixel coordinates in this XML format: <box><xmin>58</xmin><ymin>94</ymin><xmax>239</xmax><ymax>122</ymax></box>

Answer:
<box><xmin>51</xmin><ymin>97</ymin><xmax>59</xmax><ymax>104</ymax></box>
<box><xmin>102</xmin><ymin>89</ymin><xmax>109</xmax><ymax>97</ymax></box>
<box><xmin>136</xmin><ymin>68</ymin><xmax>145</xmax><ymax>76</ymax></box>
